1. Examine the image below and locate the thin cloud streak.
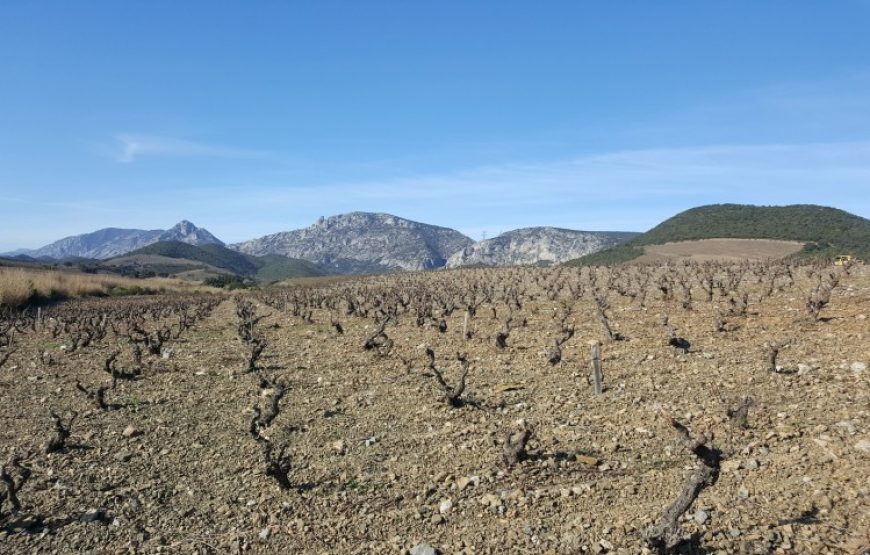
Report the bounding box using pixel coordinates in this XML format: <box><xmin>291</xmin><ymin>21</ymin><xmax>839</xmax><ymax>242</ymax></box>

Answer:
<box><xmin>168</xmin><ymin>139</ymin><xmax>870</xmax><ymax>240</ymax></box>
<box><xmin>115</xmin><ymin>134</ymin><xmax>270</xmax><ymax>163</ymax></box>
<box><xmin>4</xmin><ymin>140</ymin><xmax>868</xmax><ymax>250</ymax></box>
<box><xmin>193</xmin><ymin>140</ymin><xmax>870</xmax><ymax>207</ymax></box>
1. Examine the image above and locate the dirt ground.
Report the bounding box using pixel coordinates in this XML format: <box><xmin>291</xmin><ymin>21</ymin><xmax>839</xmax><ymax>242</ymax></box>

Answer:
<box><xmin>0</xmin><ymin>262</ymin><xmax>867</xmax><ymax>554</ymax></box>
<box><xmin>635</xmin><ymin>239</ymin><xmax>805</xmax><ymax>264</ymax></box>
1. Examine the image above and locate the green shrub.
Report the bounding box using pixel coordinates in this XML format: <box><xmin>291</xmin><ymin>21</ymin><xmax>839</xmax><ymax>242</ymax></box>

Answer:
<box><xmin>203</xmin><ymin>275</ymin><xmax>250</xmax><ymax>290</ymax></box>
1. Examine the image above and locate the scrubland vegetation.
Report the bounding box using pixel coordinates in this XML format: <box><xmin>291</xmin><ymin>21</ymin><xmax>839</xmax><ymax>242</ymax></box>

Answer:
<box><xmin>574</xmin><ymin>204</ymin><xmax>870</xmax><ymax>265</ymax></box>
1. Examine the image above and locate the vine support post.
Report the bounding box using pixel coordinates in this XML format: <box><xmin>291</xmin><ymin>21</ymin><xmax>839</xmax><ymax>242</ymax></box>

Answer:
<box><xmin>591</xmin><ymin>341</ymin><xmax>603</xmax><ymax>395</ymax></box>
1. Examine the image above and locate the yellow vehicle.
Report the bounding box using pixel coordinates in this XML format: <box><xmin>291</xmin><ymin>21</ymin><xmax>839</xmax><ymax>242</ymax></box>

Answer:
<box><xmin>833</xmin><ymin>255</ymin><xmax>858</xmax><ymax>266</ymax></box>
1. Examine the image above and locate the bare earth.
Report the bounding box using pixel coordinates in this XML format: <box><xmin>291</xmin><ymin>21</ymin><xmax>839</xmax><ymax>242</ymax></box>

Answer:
<box><xmin>0</xmin><ymin>262</ymin><xmax>867</xmax><ymax>554</ymax></box>
<box><xmin>635</xmin><ymin>239</ymin><xmax>805</xmax><ymax>264</ymax></box>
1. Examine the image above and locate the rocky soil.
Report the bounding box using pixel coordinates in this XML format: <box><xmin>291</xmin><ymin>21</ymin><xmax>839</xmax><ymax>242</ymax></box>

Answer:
<box><xmin>0</xmin><ymin>263</ymin><xmax>867</xmax><ymax>554</ymax></box>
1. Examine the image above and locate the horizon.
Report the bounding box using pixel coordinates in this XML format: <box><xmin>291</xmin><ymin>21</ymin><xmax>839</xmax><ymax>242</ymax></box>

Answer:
<box><xmin>3</xmin><ymin>2</ymin><xmax>870</xmax><ymax>251</ymax></box>
<box><xmin>3</xmin><ymin>202</ymin><xmax>869</xmax><ymax>254</ymax></box>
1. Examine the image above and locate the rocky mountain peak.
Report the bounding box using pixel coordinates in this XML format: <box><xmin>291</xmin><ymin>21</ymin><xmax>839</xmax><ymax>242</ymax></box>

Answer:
<box><xmin>159</xmin><ymin>220</ymin><xmax>224</xmax><ymax>246</ymax></box>
<box><xmin>171</xmin><ymin>220</ymin><xmax>196</xmax><ymax>232</ymax></box>
<box><xmin>230</xmin><ymin>212</ymin><xmax>474</xmax><ymax>274</ymax></box>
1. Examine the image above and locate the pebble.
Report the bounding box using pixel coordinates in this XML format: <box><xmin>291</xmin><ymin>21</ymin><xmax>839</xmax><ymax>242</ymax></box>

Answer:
<box><xmin>721</xmin><ymin>460</ymin><xmax>740</xmax><ymax>473</ymax></box>
<box><xmin>694</xmin><ymin>510</ymin><xmax>708</xmax><ymax>524</ymax></box>
<box><xmin>122</xmin><ymin>425</ymin><xmax>139</xmax><ymax>438</ymax></box>
<box><xmin>438</xmin><ymin>499</ymin><xmax>453</xmax><ymax>515</ymax></box>
<box><xmin>456</xmin><ymin>476</ymin><xmax>472</xmax><ymax>491</ymax></box>
<box><xmin>836</xmin><ymin>421</ymin><xmax>857</xmax><ymax>435</ymax></box>
<box><xmin>258</xmin><ymin>528</ymin><xmax>271</xmax><ymax>540</ymax></box>
<box><xmin>854</xmin><ymin>440</ymin><xmax>870</xmax><ymax>453</ymax></box>
<box><xmin>851</xmin><ymin>362</ymin><xmax>867</xmax><ymax>374</ymax></box>
<box><xmin>410</xmin><ymin>543</ymin><xmax>437</xmax><ymax>555</ymax></box>
<box><xmin>80</xmin><ymin>508</ymin><xmax>109</xmax><ymax>524</ymax></box>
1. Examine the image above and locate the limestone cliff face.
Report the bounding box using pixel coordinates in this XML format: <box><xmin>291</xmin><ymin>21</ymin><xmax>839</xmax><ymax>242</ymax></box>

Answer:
<box><xmin>13</xmin><ymin>214</ymin><xmax>638</xmax><ymax>272</ymax></box>
<box><xmin>24</xmin><ymin>221</ymin><xmax>223</xmax><ymax>260</ymax></box>
<box><xmin>230</xmin><ymin>213</ymin><xmax>474</xmax><ymax>274</ymax></box>
<box><xmin>446</xmin><ymin>227</ymin><xmax>639</xmax><ymax>268</ymax></box>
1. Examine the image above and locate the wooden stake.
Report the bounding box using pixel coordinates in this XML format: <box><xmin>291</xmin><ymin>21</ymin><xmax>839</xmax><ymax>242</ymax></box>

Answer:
<box><xmin>591</xmin><ymin>342</ymin><xmax>603</xmax><ymax>395</ymax></box>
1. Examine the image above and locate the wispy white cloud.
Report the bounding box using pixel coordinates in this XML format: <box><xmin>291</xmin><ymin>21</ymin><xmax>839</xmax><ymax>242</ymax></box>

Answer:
<box><xmin>6</xmin><ymin>139</ymin><xmax>868</xmax><ymax>250</ymax></box>
<box><xmin>214</xmin><ymin>140</ymin><xmax>870</xmax><ymax>202</ymax></box>
<box><xmin>114</xmin><ymin>134</ymin><xmax>269</xmax><ymax>163</ymax></box>
<box><xmin>161</xmin><ymin>139</ymin><xmax>870</xmax><ymax>239</ymax></box>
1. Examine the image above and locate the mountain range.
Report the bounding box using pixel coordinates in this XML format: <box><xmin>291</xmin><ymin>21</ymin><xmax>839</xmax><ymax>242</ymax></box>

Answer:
<box><xmin>4</xmin><ymin>213</ymin><xmax>636</xmax><ymax>275</ymax></box>
<box><xmin>11</xmin><ymin>220</ymin><xmax>223</xmax><ymax>260</ymax></box>
<box><xmin>230</xmin><ymin>212</ymin><xmax>476</xmax><ymax>274</ymax></box>
<box><xmin>5</xmin><ymin>204</ymin><xmax>865</xmax><ymax>277</ymax></box>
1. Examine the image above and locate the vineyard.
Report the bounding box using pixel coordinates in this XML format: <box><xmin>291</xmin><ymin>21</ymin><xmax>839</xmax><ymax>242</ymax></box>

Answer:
<box><xmin>0</xmin><ymin>260</ymin><xmax>867</xmax><ymax>554</ymax></box>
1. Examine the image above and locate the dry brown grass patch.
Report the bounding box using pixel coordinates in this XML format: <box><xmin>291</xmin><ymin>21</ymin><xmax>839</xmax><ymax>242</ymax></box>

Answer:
<box><xmin>0</xmin><ymin>267</ymin><xmax>204</xmax><ymax>308</ymax></box>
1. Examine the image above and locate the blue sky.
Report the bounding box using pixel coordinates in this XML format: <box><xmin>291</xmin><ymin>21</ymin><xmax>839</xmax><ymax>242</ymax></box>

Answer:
<box><xmin>1</xmin><ymin>1</ymin><xmax>869</xmax><ymax>250</ymax></box>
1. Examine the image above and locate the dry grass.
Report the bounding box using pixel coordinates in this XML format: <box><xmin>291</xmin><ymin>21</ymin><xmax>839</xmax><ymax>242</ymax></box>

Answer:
<box><xmin>276</xmin><ymin>274</ymin><xmax>357</xmax><ymax>288</ymax></box>
<box><xmin>635</xmin><ymin>238</ymin><xmax>805</xmax><ymax>263</ymax></box>
<box><xmin>0</xmin><ymin>267</ymin><xmax>204</xmax><ymax>308</ymax></box>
